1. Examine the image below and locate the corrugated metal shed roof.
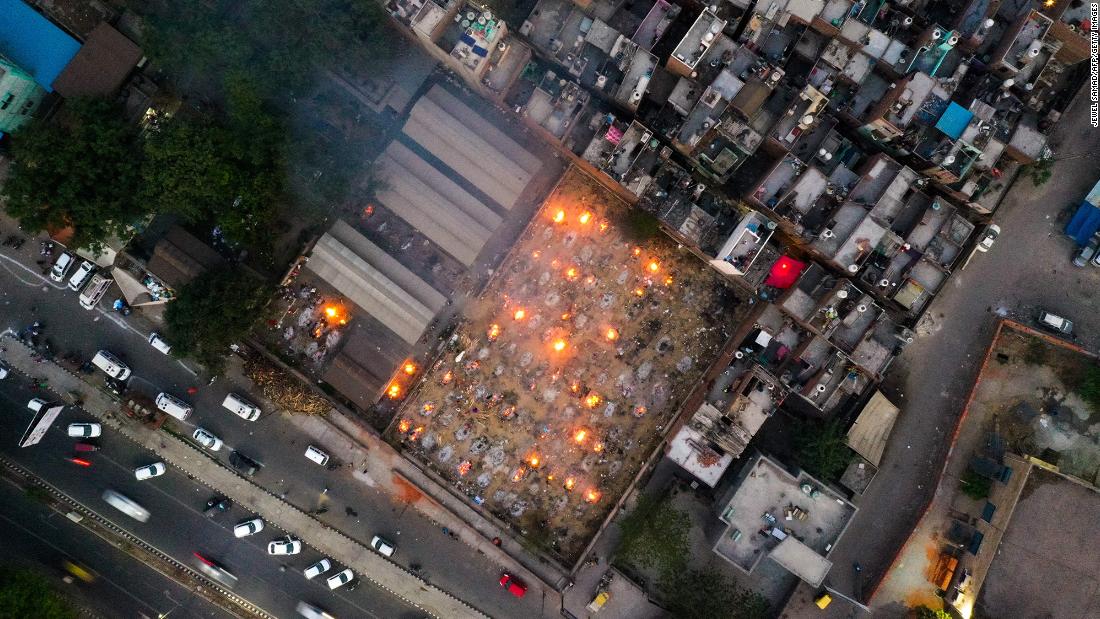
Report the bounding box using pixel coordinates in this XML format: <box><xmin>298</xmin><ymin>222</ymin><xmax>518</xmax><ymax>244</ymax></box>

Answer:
<box><xmin>846</xmin><ymin>390</ymin><xmax>899</xmax><ymax>466</ymax></box>
<box><xmin>306</xmin><ymin>222</ymin><xmax>444</xmax><ymax>345</ymax></box>
<box><xmin>0</xmin><ymin>0</ymin><xmax>80</xmax><ymax>91</ymax></box>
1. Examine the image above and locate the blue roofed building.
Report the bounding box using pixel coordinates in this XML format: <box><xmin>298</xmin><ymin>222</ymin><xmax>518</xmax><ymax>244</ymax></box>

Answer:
<box><xmin>0</xmin><ymin>0</ymin><xmax>81</xmax><ymax>133</ymax></box>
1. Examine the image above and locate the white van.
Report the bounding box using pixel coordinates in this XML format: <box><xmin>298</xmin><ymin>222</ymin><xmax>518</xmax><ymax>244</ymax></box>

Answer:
<box><xmin>222</xmin><ymin>393</ymin><xmax>261</xmax><ymax>421</ymax></box>
<box><xmin>102</xmin><ymin>489</ymin><xmax>150</xmax><ymax>522</ymax></box>
<box><xmin>67</xmin><ymin>260</ymin><xmax>95</xmax><ymax>291</ymax></box>
<box><xmin>155</xmin><ymin>392</ymin><xmax>192</xmax><ymax>420</ymax></box>
<box><xmin>148</xmin><ymin>333</ymin><xmax>172</xmax><ymax>355</ymax></box>
<box><xmin>304</xmin><ymin>445</ymin><xmax>330</xmax><ymax>466</ymax></box>
<box><xmin>50</xmin><ymin>253</ymin><xmax>74</xmax><ymax>282</ymax></box>
<box><xmin>91</xmin><ymin>350</ymin><xmax>131</xmax><ymax>380</ymax></box>
<box><xmin>78</xmin><ymin>273</ymin><xmax>114</xmax><ymax>310</ymax></box>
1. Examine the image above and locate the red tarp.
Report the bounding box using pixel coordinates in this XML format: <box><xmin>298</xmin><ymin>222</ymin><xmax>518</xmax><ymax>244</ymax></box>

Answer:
<box><xmin>764</xmin><ymin>256</ymin><xmax>806</xmax><ymax>289</ymax></box>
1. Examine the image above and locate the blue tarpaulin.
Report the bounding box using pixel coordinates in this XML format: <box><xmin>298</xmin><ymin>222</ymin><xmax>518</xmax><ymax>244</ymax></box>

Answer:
<box><xmin>934</xmin><ymin>101</ymin><xmax>973</xmax><ymax>140</ymax></box>
<box><xmin>0</xmin><ymin>0</ymin><xmax>81</xmax><ymax>92</ymax></box>
<box><xmin>1066</xmin><ymin>202</ymin><xmax>1100</xmax><ymax>246</ymax></box>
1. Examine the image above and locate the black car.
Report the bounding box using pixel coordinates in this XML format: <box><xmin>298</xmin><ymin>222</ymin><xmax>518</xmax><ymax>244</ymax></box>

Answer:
<box><xmin>204</xmin><ymin>496</ymin><xmax>232</xmax><ymax>517</ymax></box>
<box><xmin>228</xmin><ymin>450</ymin><xmax>262</xmax><ymax>476</ymax></box>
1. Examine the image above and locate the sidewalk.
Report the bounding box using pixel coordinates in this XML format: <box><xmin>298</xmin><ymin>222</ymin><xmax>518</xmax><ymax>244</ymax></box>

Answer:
<box><xmin>0</xmin><ymin>335</ymin><xmax>483</xmax><ymax>619</ymax></box>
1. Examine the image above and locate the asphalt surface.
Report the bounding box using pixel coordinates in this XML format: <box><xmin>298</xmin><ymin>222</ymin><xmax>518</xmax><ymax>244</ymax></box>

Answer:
<box><xmin>0</xmin><ymin>474</ymin><xmax>231</xmax><ymax>619</ymax></box>
<box><xmin>0</xmin><ymin>370</ymin><xmax>419</xmax><ymax>619</ymax></box>
<box><xmin>0</xmin><ymin>232</ymin><xmax>550</xmax><ymax>617</ymax></box>
<box><xmin>819</xmin><ymin>90</ymin><xmax>1100</xmax><ymax>609</ymax></box>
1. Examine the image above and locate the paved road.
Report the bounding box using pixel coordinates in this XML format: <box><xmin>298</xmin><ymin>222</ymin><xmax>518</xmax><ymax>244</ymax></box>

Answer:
<box><xmin>0</xmin><ymin>475</ymin><xmax>231</xmax><ymax>619</ymax></box>
<box><xmin>816</xmin><ymin>90</ymin><xmax>1100</xmax><ymax>610</ymax></box>
<box><xmin>0</xmin><ymin>371</ymin><xmax>420</xmax><ymax>619</ymax></box>
<box><xmin>0</xmin><ymin>233</ymin><xmax>548</xmax><ymax>617</ymax></box>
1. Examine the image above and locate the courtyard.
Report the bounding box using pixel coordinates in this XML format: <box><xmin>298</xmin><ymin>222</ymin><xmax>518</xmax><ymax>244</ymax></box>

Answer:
<box><xmin>392</xmin><ymin>168</ymin><xmax>749</xmax><ymax>562</ymax></box>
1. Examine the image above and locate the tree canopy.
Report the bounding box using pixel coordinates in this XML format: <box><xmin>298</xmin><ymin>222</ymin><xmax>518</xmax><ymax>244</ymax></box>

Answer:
<box><xmin>142</xmin><ymin>0</ymin><xmax>399</xmax><ymax>100</ymax></box>
<box><xmin>1</xmin><ymin>99</ymin><xmax>144</xmax><ymax>251</ymax></box>
<box><xmin>0</xmin><ymin>568</ymin><xmax>76</xmax><ymax>619</ymax></box>
<box><xmin>164</xmin><ymin>266</ymin><xmax>269</xmax><ymax>371</ymax></box>
<box><xmin>616</xmin><ymin>491</ymin><xmax>692</xmax><ymax>579</ymax></box>
<box><xmin>142</xmin><ymin>77</ymin><xmax>285</xmax><ymax>248</ymax></box>
<box><xmin>794</xmin><ymin>417</ymin><xmax>853</xmax><ymax>481</ymax></box>
<box><xmin>663</xmin><ymin>568</ymin><xmax>768</xmax><ymax>619</ymax></box>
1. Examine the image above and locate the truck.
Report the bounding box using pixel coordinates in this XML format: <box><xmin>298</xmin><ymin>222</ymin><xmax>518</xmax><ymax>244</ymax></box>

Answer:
<box><xmin>1065</xmin><ymin>178</ymin><xmax>1100</xmax><ymax>246</ymax></box>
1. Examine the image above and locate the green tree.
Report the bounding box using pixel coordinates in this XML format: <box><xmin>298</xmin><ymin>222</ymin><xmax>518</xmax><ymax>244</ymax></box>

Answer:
<box><xmin>1027</xmin><ymin>158</ymin><xmax>1053</xmax><ymax>187</ymax></box>
<box><xmin>0</xmin><ymin>568</ymin><xmax>76</xmax><ymax>619</ymax></box>
<box><xmin>913</xmin><ymin>605</ymin><xmax>952</xmax><ymax>619</ymax></box>
<box><xmin>2</xmin><ymin>99</ymin><xmax>143</xmax><ymax>251</ymax></box>
<box><xmin>793</xmin><ymin>418</ymin><xmax>853</xmax><ymax>481</ymax></box>
<box><xmin>141</xmin><ymin>78</ymin><xmax>285</xmax><ymax>247</ymax></box>
<box><xmin>1078</xmin><ymin>365</ymin><xmax>1100</xmax><ymax>413</ymax></box>
<box><xmin>164</xmin><ymin>266</ymin><xmax>269</xmax><ymax>371</ymax></box>
<box><xmin>615</xmin><ymin>492</ymin><xmax>691</xmax><ymax>580</ymax></box>
<box><xmin>663</xmin><ymin>568</ymin><xmax>768</xmax><ymax>619</ymax></box>
<box><xmin>960</xmin><ymin>468</ymin><xmax>992</xmax><ymax>500</ymax></box>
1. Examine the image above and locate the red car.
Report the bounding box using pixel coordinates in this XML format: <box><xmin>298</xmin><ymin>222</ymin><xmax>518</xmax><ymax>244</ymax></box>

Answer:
<box><xmin>499</xmin><ymin>573</ymin><xmax>527</xmax><ymax>598</ymax></box>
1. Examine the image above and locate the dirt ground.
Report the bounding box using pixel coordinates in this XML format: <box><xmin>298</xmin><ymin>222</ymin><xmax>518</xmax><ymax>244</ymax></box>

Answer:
<box><xmin>971</xmin><ymin>329</ymin><xmax>1100</xmax><ymax>484</ymax></box>
<box><xmin>393</xmin><ymin>169</ymin><xmax>750</xmax><ymax>563</ymax></box>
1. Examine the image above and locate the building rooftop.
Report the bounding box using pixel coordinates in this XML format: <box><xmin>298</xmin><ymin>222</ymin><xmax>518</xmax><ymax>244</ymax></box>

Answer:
<box><xmin>713</xmin><ymin>453</ymin><xmax>857</xmax><ymax>580</ymax></box>
<box><xmin>671</xmin><ymin>9</ymin><xmax>726</xmax><ymax>71</ymax></box>
<box><xmin>711</xmin><ymin>210</ymin><xmax>777</xmax><ymax>276</ymax></box>
<box><xmin>52</xmin><ymin>23</ymin><xmax>141</xmax><ymax>98</ymax></box>
<box><xmin>0</xmin><ymin>0</ymin><xmax>81</xmax><ymax>91</ymax></box>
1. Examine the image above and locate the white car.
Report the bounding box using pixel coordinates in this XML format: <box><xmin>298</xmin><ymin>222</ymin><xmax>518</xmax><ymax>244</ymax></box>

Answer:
<box><xmin>67</xmin><ymin>422</ymin><xmax>101</xmax><ymax>438</ymax></box>
<box><xmin>325</xmin><ymin>568</ymin><xmax>354</xmax><ymax>590</ymax></box>
<box><xmin>50</xmin><ymin>252</ymin><xmax>74</xmax><ymax>282</ymax></box>
<box><xmin>268</xmin><ymin>537</ymin><xmax>302</xmax><ymax>555</ymax></box>
<box><xmin>192</xmin><ymin>428</ymin><xmax>223</xmax><ymax>451</ymax></box>
<box><xmin>295</xmin><ymin>601</ymin><xmax>335</xmax><ymax>619</ymax></box>
<box><xmin>233</xmin><ymin>518</ymin><xmax>265</xmax><ymax>538</ymax></box>
<box><xmin>134</xmin><ymin>462</ymin><xmax>166</xmax><ymax>480</ymax></box>
<box><xmin>148</xmin><ymin>333</ymin><xmax>172</xmax><ymax>355</ymax></box>
<box><xmin>303</xmin><ymin>558</ymin><xmax>332</xmax><ymax>580</ymax></box>
<box><xmin>975</xmin><ymin>224</ymin><xmax>1000</xmax><ymax>252</ymax></box>
<box><xmin>370</xmin><ymin>535</ymin><xmax>395</xmax><ymax>557</ymax></box>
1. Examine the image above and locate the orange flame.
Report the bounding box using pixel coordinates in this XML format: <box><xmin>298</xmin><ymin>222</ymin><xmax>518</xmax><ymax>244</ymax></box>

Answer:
<box><xmin>398</xmin><ymin>419</ymin><xmax>411</xmax><ymax>433</ymax></box>
<box><xmin>404</xmin><ymin>362</ymin><xmax>417</xmax><ymax>375</ymax></box>
<box><xmin>513</xmin><ymin>308</ymin><xmax>526</xmax><ymax>321</ymax></box>
<box><xmin>553</xmin><ymin>339</ymin><xmax>567</xmax><ymax>352</ymax></box>
<box><xmin>528</xmin><ymin>453</ymin><xmax>541</xmax><ymax>468</ymax></box>
<box><xmin>564</xmin><ymin>477</ymin><xmax>576</xmax><ymax>490</ymax></box>
<box><xmin>573</xmin><ymin>429</ymin><xmax>587</xmax><ymax>443</ymax></box>
<box><xmin>488</xmin><ymin>324</ymin><xmax>501</xmax><ymax>340</ymax></box>
<box><xmin>578</xmin><ymin>211</ymin><xmax>592</xmax><ymax>224</ymax></box>
<box><xmin>457</xmin><ymin>461</ymin><xmax>472</xmax><ymax>476</ymax></box>
<box><xmin>585</xmin><ymin>488</ymin><xmax>601</xmax><ymax>503</ymax></box>
<box><xmin>553</xmin><ymin>209</ymin><xmax>566</xmax><ymax>223</ymax></box>
<box><xmin>605</xmin><ymin>328</ymin><xmax>618</xmax><ymax>341</ymax></box>
<box><xmin>584</xmin><ymin>393</ymin><xmax>601</xmax><ymax>408</ymax></box>
<box><xmin>387</xmin><ymin>383</ymin><xmax>402</xmax><ymax>399</ymax></box>
<box><xmin>648</xmin><ymin>260</ymin><xmax>660</xmax><ymax>273</ymax></box>
<box><xmin>565</xmin><ymin>267</ymin><xmax>578</xmax><ymax>281</ymax></box>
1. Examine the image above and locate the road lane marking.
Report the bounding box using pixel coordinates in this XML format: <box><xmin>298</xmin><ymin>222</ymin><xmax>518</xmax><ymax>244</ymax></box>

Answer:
<box><xmin>0</xmin><ymin>254</ymin><xmax>65</xmax><ymax>288</ymax></box>
<box><xmin>0</xmin><ymin>500</ymin><xmax>160</xmax><ymax>614</ymax></box>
